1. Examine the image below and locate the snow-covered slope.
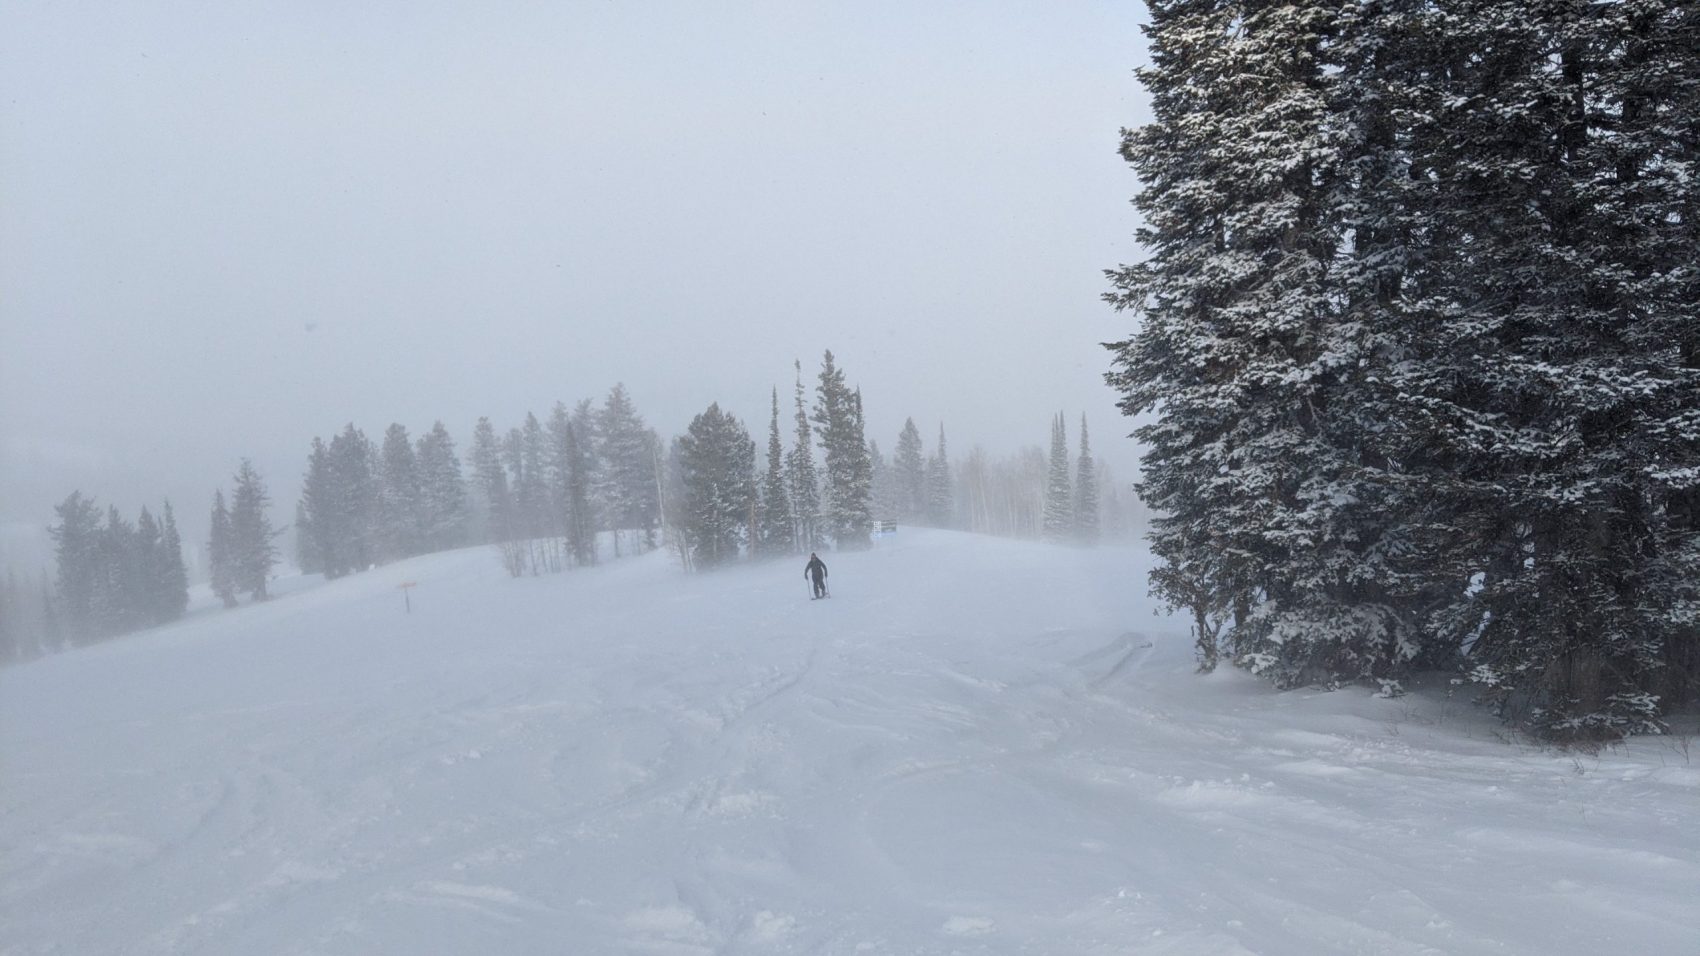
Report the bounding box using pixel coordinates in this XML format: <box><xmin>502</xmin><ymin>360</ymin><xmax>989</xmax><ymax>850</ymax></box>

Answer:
<box><xmin>3</xmin><ymin>531</ymin><xmax>1696</xmax><ymax>955</ymax></box>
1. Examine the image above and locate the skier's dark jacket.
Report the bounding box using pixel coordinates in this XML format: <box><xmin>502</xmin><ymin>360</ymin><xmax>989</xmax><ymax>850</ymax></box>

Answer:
<box><xmin>804</xmin><ymin>555</ymin><xmax>828</xmax><ymax>582</ymax></box>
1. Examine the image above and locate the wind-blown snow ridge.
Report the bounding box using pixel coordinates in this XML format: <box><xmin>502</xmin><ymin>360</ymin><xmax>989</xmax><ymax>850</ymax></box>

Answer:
<box><xmin>2</xmin><ymin>530</ymin><xmax>1696</xmax><ymax>955</ymax></box>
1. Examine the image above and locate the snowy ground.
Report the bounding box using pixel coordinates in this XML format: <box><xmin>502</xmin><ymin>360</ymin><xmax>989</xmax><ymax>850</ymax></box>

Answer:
<box><xmin>3</xmin><ymin>530</ymin><xmax>1697</xmax><ymax>955</ymax></box>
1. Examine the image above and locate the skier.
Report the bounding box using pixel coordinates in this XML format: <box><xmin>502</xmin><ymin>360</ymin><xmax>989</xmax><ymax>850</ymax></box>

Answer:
<box><xmin>804</xmin><ymin>552</ymin><xmax>829</xmax><ymax>599</ymax></box>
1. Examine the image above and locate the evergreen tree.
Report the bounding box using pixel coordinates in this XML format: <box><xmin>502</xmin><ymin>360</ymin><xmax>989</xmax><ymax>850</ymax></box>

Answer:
<box><xmin>298</xmin><ymin>437</ymin><xmax>345</xmax><ymax>577</ymax></box>
<box><xmin>757</xmin><ymin>387</ymin><xmax>795</xmax><ymax>557</ymax></box>
<box><xmin>329</xmin><ymin>425</ymin><xmax>378</xmax><ymax>573</ymax></box>
<box><xmin>377</xmin><ymin>423</ymin><xmax>424</xmax><ymax>561</ymax></box>
<box><xmin>1042</xmin><ymin>413</ymin><xmax>1073</xmax><ymax>541</ymax></box>
<box><xmin>505</xmin><ymin>412</ymin><xmax>553</xmax><ymax>572</ymax></box>
<box><xmin>470</xmin><ymin>417</ymin><xmax>522</xmax><ymax>574</ymax></box>
<box><xmin>812</xmin><ymin>351</ymin><xmax>873</xmax><ymax>549</ymax></box>
<box><xmin>1108</xmin><ymin>0</ymin><xmax>1700</xmax><ymax>733</ymax></box>
<box><xmin>92</xmin><ymin>505</ymin><xmax>142</xmax><ymax>637</ymax></box>
<box><xmin>675</xmin><ymin>403</ymin><xmax>757</xmax><ymax>569</ymax></box>
<box><xmin>1378</xmin><ymin>0</ymin><xmax>1700</xmax><ymax>738</ymax></box>
<box><xmin>524</xmin><ymin>413</ymin><xmax>555</xmax><ymax>551</ymax></box>
<box><xmin>1107</xmin><ymin>0</ymin><xmax>1392</xmax><ymax>677</ymax></box>
<box><xmin>544</xmin><ymin>401</ymin><xmax>585</xmax><ymax>572</ymax></box>
<box><xmin>925</xmin><ymin>423</ymin><xmax>952</xmax><ymax>528</ymax></box>
<box><xmin>208</xmin><ymin>490</ymin><xmax>238</xmax><ymax>608</ymax></box>
<box><xmin>785</xmin><ymin>361</ymin><xmax>823</xmax><ymax>553</ymax></box>
<box><xmin>134</xmin><ymin>506</ymin><xmax>165</xmax><ymax>625</ymax></box>
<box><xmin>229</xmin><ymin>459</ymin><xmax>279</xmax><ymax>601</ymax></box>
<box><xmin>597</xmin><ymin>384</ymin><xmax>661</xmax><ymax>554</ymax></box>
<box><xmin>868</xmin><ymin>440</ymin><xmax>896</xmax><ymax>526</ymax></box>
<box><xmin>893</xmin><ymin>418</ymin><xmax>927</xmax><ymax>523</ymax></box>
<box><xmin>1074</xmin><ymin>416</ymin><xmax>1099</xmax><ymax>545</ymax></box>
<box><xmin>415</xmin><ymin>421</ymin><xmax>468</xmax><ymax>553</ymax></box>
<box><xmin>568</xmin><ymin>399</ymin><xmax>603</xmax><ymax>561</ymax></box>
<box><xmin>154</xmin><ymin>499</ymin><xmax>189</xmax><ymax>622</ymax></box>
<box><xmin>558</xmin><ymin>404</ymin><xmax>598</xmax><ymax>567</ymax></box>
<box><xmin>49</xmin><ymin>492</ymin><xmax>103</xmax><ymax>641</ymax></box>
<box><xmin>469</xmin><ymin>416</ymin><xmax>507</xmax><ymax>545</ymax></box>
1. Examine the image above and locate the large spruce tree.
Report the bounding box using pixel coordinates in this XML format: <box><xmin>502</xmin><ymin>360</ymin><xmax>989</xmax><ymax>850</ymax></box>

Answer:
<box><xmin>378</xmin><ymin>423</ymin><xmax>424</xmax><ymax>562</ymax></box>
<box><xmin>228</xmin><ymin>459</ymin><xmax>278</xmax><ymax>601</ymax></box>
<box><xmin>812</xmin><ymin>351</ymin><xmax>873</xmax><ymax>549</ymax></box>
<box><xmin>893</xmin><ymin>418</ymin><xmax>926</xmax><ymax>524</ymax></box>
<box><xmin>925</xmin><ymin>424</ymin><xmax>953</xmax><ymax>528</ymax></box>
<box><xmin>1073</xmin><ymin>416</ymin><xmax>1099</xmax><ymax>546</ymax></box>
<box><xmin>1109</xmin><ymin>0</ymin><xmax>1700</xmax><ymax>737</ymax></box>
<box><xmin>208</xmin><ymin>489</ymin><xmax>238</xmax><ymax>608</ymax></box>
<box><xmin>1042</xmin><ymin>413</ymin><xmax>1073</xmax><ymax>542</ymax></box>
<box><xmin>675</xmin><ymin>403</ymin><xmax>757</xmax><ymax>569</ymax></box>
<box><xmin>415</xmin><ymin>421</ymin><xmax>467</xmax><ymax>553</ymax></box>
<box><xmin>757</xmin><ymin>388</ymin><xmax>794</xmax><ymax>557</ymax></box>
<box><xmin>786</xmin><ymin>361</ymin><xmax>823</xmax><ymax>553</ymax></box>
<box><xmin>49</xmin><ymin>492</ymin><xmax>102</xmax><ymax>639</ymax></box>
<box><xmin>597</xmin><ymin>384</ymin><xmax>661</xmax><ymax>553</ymax></box>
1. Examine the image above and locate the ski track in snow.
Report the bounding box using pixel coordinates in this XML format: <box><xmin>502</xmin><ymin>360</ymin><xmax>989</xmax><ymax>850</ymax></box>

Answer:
<box><xmin>2</xmin><ymin>530</ymin><xmax>1698</xmax><ymax>955</ymax></box>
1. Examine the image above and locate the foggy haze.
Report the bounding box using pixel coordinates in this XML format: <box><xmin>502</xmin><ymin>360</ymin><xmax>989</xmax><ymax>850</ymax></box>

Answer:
<box><xmin>0</xmin><ymin>2</ymin><xmax>1151</xmax><ymax>572</ymax></box>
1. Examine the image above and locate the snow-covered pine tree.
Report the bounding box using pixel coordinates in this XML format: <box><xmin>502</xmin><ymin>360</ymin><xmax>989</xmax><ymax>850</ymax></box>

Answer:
<box><xmin>1106</xmin><ymin>0</ymin><xmax>1401</xmax><ymax>677</ymax></box>
<box><xmin>298</xmin><ymin>437</ymin><xmax>343</xmax><ymax>578</ymax></box>
<box><xmin>561</xmin><ymin>405</ymin><xmax>599</xmax><ymax>567</ymax></box>
<box><xmin>659</xmin><ymin>439</ymin><xmax>693</xmax><ymax>570</ymax></box>
<box><xmin>470</xmin><ymin>417</ymin><xmax>522</xmax><ymax>575</ymax></box>
<box><xmin>812</xmin><ymin>352</ymin><xmax>873</xmax><ymax>550</ymax></box>
<box><xmin>867</xmin><ymin>440</ymin><xmax>892</xmax><ymax>527</ymax></box>
<box><xmin>1377</xmin><ymin>0</ymin><xmax>1700</xmax><ymax>739</ymax></box>
<box><xmin>208</xmin><ymin>490</ymin><xmax>238</xmax><ymax>608</ymax></box>
<box><xmin>786</xmin><ymin>361</ymin><xmax>823</xmax><ymax>553</ymax></box>
<box><xmin>157</xmin><ymin>500</ymin><xmax>190</xmax><ymax>622</ymax></box>
<box><xmin>377</xmin><ymin>423</ymin><xmax>424</xmax><ymax>562</ymax></box>
<box><xmin>1042</xmin><ymin>413</ymin><xmax>1073</xmax><ymax>541</ymax></box>
<box><xmin>893</xmin><ymin>418</ymin><xmax>926</xmax><ymax>524</ymax></box>
<box><xmin>675</xmin><ymin>403</ymin><xmax>757</xmax><ymax>569</ymax></box>
<box><xmin>414</xmin><ymin>421</ymin><xmax>467</xmax><ymax>554</ymax></box>
<box><xmin>849</xmin><ymin>389</ymin><xmax>875</xmax><ymax>540</ymax></box>
<box><xmin>1073</xmin><ymin>416</ymin><xmax>1099</xmax><ymax>545</ymax></box>
<box><xmin>50</xmin><ymin>489</ymin><xmax>101</xmax><ymax>639</ymax></box>
<box><xmin>229</xmin><ymin>459</ymin><xmax>278</xmax><ymax>601</ymax></box>
<box><xmin>515</xmin><ymin>412</ymin><xmax>554</xmax><ymax>572</ymax></box>
<box><xmin>925</xmin><ymin>423</ymin><xmax>952</xmax><ymax>528</ymax></box>
<box><xmin>470</xmin><ymin>417</ymin><xmax>509</xmax><ymax>542</ymax></box>
<box><xmin>329</xmin><ymin>425</ymin><xmax>378</xmax><ymax>574</ymax></box>
<box><xmin>133</xmin><ymin>506</ymin><xmax>173</xmax><ymax>626</ymax></box>
<box><xmin>757</xmin><ymin>388</ymin><xmax>794</xmax><ymax>557</ymax></box>
<box><xmin>597</xmin><ymin>384</ymin><xmax>661</xmax><ymax>555</ymax></box>
<box><xmin>545</xmin><ymin>402</ymin><xmax>576</xmax><ymax>566</ymax></box>
<box><xmin>92</xmin><ymin>505</ymin><xmax>140</xmax><ymax>637</ymax></box>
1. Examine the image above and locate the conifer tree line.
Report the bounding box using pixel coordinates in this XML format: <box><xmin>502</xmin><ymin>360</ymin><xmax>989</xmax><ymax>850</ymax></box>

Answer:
<box><xmin>1107</xmin><ymin>0</ymin><xmax>1699</xmax><ymax>740</ymax></box>
<box><xmin>667</xmin><ymin>351</ymin><xmax>1126</xmax><ymax>569</ymax></box>
<box><xmin>954</xmin><ymin>413</ymin><xmax>1124</xmax><ymax>543</ymax></box>
<box><xmin>670</xmin><ymin>351</ymin><xmax>878</xmax><ymax>570</ymax></box>
<box><xmin>297</xmin><ymin>384</ymin><xmax>664</xmax><ymax>581</ymax></box>
<box><xmin>14</xmin><ymin>355</ymin><xmax>1133</xmax><ymax>661</ymax></box>
<box><xmin>29</xmin><ymin>491</ymin><xmax>191</xmax><ymax>651</ymax></box>
<box><xmin>209</xmin><ymin>460</ymin><xmax>281</xmax><ymax>607</ymax></box>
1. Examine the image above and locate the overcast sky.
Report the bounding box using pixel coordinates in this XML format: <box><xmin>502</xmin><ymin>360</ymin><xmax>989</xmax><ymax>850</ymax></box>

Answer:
<box><xmin>0</xmin><ymin>1</ymin><xmax>1152</xmax><ymax>571</ymax></box>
